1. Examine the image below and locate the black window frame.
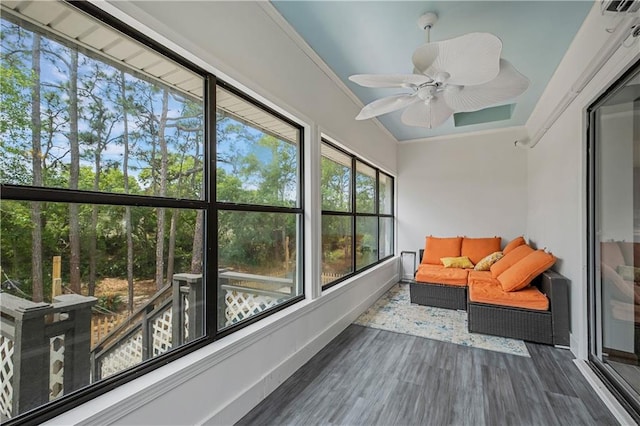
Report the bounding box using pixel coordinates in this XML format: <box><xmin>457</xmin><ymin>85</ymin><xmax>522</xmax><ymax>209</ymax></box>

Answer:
<box><xmin>321</xmin><ymin>139</ymin><xmax>395</xmax><ymax>290</ymax></box>
<box><xmin>0</xmin><ymin>1</ymin><xmax>306</xmax><ymax>424</ymax></box>
<box><xmin>586</xmin><ymin>59</ymin><xmax>640</xmax><ymax>423</ymax></box>
<box><xmin>214</xmin><ymin>80</ymin><xmax>306</xmax><ymax>339</ymax></box>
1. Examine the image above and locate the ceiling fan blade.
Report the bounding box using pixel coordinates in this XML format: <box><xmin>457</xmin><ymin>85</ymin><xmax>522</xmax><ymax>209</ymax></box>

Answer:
<box><xmin>400</xmin><ymin>96</ymin><xmax>453</xmax><ymax>128</ymax></box>
<box><xmin>349</xmin><ymin>74</ymin><xmax>431</xmax><ymax>88</ymax></box>
<box><xmin>356</xmin><ymin>94</ymin><xmax>418</xmax><ymax>120</ymax></box>
<box><xmin>412</xmin><ymin>33</ymin><xmax>502</xmax><ymax>86</ymax></box>
<box><xmin>442</xmin><ymin>59</ymin><xmax>530</xmax><ymax>112</ymax></box>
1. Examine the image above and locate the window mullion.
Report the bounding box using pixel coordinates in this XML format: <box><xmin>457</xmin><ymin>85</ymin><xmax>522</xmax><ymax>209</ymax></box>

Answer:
<box><xmin>206</xmin><ymin>74</ymin><xmax>218</xmax><ymax>340</ymax></box>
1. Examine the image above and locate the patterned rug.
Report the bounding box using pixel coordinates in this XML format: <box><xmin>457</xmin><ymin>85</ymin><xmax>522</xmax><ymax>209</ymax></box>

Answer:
<box><xmin>354</xmin><ymin>283</ymin><xmax>530</xmax><ymax>357</ymax></box>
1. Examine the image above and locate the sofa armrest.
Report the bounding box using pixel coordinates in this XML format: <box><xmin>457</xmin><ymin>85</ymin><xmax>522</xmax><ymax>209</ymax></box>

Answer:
<box><xmin>419</xmin><ymin>249</ymin><xmax>424</xmax><ymax>265</ymax></box>
<box><xmin>536</xmin><ymin>270</ymin><xmax>570</xmax><ymax>346</ymax></box>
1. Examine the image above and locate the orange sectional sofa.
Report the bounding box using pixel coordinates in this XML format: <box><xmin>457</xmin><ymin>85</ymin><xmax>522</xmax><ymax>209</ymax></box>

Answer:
<box><xmin>410</xmin><ymin>235</ymin><xmax>570</xmax><ymax>345</ymax></box>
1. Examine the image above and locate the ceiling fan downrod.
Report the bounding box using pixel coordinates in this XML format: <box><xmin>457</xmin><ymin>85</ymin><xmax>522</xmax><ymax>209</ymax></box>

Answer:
<box><xmin>417</xmin><ymin>12</ymin><xmax>438</xmax><ymax>42</ymax></box>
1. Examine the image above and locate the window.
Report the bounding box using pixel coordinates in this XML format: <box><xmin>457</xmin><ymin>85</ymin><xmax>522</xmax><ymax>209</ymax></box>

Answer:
<box><xmin>587</xmin><ymin>61</ymin><xmax>640</xmax><ymax>419</ymax></box>
<box><xmin>0</xmin><ymin>1</ymin><xmax>304</xmax><ymax>423</ymax></box>
<box><xmin>321</xmin><ymin>141</ymin><xmax>394</xmax><ymax>289</ymax></box>
<box><xmin>0</xmin><ymin>2</ymin><xmax>208</xmax><ymax>421</ymax></box>
<box><xmin>215</xmin><ymin>84</ymin><xmax>304</xmax><ymax>332</ymax></box>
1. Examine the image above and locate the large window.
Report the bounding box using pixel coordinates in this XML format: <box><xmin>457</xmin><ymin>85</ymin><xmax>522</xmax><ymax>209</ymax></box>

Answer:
<box><xmin>321</xmin><ymin>141</ymin><xmax>394</xmax><ymax>289</ymax></box>
<box><xmin>0</xmin><ymin>1</ymin><xmax>304</xmax><ymax>423</ymax></box>
<box><xmin>588</xmin><ymin>61</ymin><xmax>640</xmax><ymax>420</ymax></box>
<box><xmin>215</xmin><ymin>85</ymin><xmax>304</xmax><ymax>332</ymax></box>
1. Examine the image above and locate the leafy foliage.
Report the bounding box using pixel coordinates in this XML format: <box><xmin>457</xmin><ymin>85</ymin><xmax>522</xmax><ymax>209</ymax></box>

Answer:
<box><xmin>0</xmin><ymin>16</ymin><xmax>304</xmax><ymax>300</ymax></box>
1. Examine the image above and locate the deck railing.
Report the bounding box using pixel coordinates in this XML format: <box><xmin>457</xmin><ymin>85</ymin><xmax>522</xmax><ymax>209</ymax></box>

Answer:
<box><xmin>218</xmin><ymin>270</ymin><xmax>295</xmax><ymax>327</ymax></box>
<box><xmin>90</xmin><ymin>274</ymin><xmax>203</xmax><ymax>381</ymax></box>
<box><xmin>0</xmin><ymin>270</ymin><xmax>301</xmax><ymax>420</ymax></box>
<box><xmin>0</xmin><ymin>293</ymin><xmax>96</xmax><ymax>419</ymax></box>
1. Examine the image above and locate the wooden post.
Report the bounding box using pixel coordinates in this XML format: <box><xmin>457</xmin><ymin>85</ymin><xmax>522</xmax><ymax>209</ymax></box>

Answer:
<box><xmin>52</xmin><ymin>294</ymin><xmax>97</xmax><ymax>394</ymax></box>
<box><xmin>10</xmin><ymin>301</ymin><xmax>51</xmax><ymax>415</ymax></box>
<box><xmin>172</xmin><ymin>273</ymin><xmax>203</xmax><ymax>346</ymax></box>
<box><xmin>52</xmin><ymin>256</ymin><xmax>62</xmax><ymax>299</ymax></box>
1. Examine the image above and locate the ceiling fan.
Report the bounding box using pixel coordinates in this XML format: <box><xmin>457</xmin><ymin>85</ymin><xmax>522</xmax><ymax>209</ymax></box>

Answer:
<box><xmin>349</xmin><ymin>12</ymin><xmax>529</xmax><ymax>129</ymax></box>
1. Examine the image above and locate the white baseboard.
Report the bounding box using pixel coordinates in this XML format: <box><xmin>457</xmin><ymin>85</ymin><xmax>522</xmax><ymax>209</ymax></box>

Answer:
<box><xmin>202</xmin><ymin>276</ymin><xmax>397</xmax><ymax>425</ymax></box>
<box><xmin>574</xmin><ymin>359</ymin><xmax>637</xmax><ymax>425</ymax></box>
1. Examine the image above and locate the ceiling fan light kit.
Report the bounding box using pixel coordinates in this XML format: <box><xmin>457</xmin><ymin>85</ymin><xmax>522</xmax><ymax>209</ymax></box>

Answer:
<box><xmin>349</xmin><ymin>12</ymin><xmax>530</xmax><ymax>129</ymax></box>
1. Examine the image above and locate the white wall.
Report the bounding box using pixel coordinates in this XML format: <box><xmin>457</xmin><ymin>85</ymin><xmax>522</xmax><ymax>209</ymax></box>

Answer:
<box><xmin>47</xmin><ymin>1</ymin><xmax>398</xmax><ymax>424</ymax></box>
<box><xmin>397</xmin><ymin>127</ymin><xmax>529</xmax><ymax>255</ymax></box>
<box><xmin>525</xmin><ymin>4</ymin><xmax>640</xmax><ymax>358</ymax></box>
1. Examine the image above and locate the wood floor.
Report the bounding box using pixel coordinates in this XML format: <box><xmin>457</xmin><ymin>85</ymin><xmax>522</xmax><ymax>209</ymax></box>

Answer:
<box><xmin>238</xmin><ymin>324</ymin><xmax>619</xmax><ymax>426</ymax></box>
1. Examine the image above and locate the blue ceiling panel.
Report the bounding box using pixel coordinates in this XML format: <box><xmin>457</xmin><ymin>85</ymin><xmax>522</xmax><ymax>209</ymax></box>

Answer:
<box><xmin>272</xmin><ymin>1</ymin><xmax>593</xmax><ymax>141</ymax></box>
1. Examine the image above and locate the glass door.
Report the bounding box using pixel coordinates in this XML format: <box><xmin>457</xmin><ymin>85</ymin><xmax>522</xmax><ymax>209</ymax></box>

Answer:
<box><xmin>588</xmin><ymin>62</ymin><xmax>640</xmax><ymax>418</ymax></box>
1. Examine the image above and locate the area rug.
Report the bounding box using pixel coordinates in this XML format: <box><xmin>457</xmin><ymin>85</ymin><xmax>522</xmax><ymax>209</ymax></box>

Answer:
<box><xmin>354</xmin><ymin>283</ymin><xmax>530</xmax><ymax>357</ymax></box>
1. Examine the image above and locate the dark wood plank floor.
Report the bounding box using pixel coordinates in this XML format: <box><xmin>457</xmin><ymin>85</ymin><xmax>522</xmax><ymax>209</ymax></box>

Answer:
<box><xmin>237</xmin><ymin>324</ymin><xmax>619</xmax><ymax>426</ymax></box>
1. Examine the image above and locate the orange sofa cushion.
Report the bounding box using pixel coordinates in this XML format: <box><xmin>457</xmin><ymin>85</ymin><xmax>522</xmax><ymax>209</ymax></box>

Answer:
<box><xmin>498</xmin><ymin>250</ymin><xmax>556</xmax><ymax>292</ymax></box>
<box><xmin>461</xmin><ymin>237</ymin><xmax>501</xmax><ymax>265</ymax></box>
<box><xmin>422</xmin><ymin>236</ymin><xmax>462</xmax><ymax>265</ymax></box>
<box><xmin>415</xmin><ymin>264</ymin><xmax>468</xmax><ymax>286</ymax></box>
<box><xmin>503</xmin><ymin>236</ymin><xmax>526</xmax><ymax>255</ymax></box>
<box><xmin>469</xmin><ymin>279</ymin><xmax>549</xmax><ymax>311</ymax></box>
<box><xmin>468</xmin><ymin>270</ymin><xmax>495</xmax><ymax>285</ymax></box>
<box><xmin>490</xmin><ymin>244</ymin><xmax>534</xmax><ymax>278</ymax></box>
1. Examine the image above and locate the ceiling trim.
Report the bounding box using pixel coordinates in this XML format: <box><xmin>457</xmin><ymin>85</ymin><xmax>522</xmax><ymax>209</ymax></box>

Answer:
<box><xmin>259</xmin><ymin>1</ymin><xmax>399</xmax><ymax>145</ymax></box>
<box><xmin>399</xmin><ymin>125</ymin><xmax>528</xmax><ymax>145</ymax></box>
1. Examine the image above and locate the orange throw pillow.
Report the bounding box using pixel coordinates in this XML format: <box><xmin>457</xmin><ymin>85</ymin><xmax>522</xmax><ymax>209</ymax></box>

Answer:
<box><xmin>422</xmin><ymin>236</ymin><xmax>463</xmax><ymax>265</ymax></box>
<box><xmin>503</xmin><ymin>236</ymin><xmax>526</xmax><ymax>255</ymax></box>
<box><xmin>490</xmin><ymin>244</ymin><xmax>534</xmax><ymax>278</ymax></box>
<box><xmin>498</xmin><ymin>250</ymin><xmax>556</xmax><ymax>292</ymax></box>
<box><xmin>461</xmin><ymin>237</ymin><xmax>501</xmax><ymax>265</ymax></box>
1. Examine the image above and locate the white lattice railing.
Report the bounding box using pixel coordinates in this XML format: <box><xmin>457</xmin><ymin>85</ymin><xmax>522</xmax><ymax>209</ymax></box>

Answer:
<box><xmin>183</xmin><ymin>296</ymin><xmax>189</xmax><ymax>341</ymax></box>
<box><xmin>321</xmin><ymin>272</ymin><xmax>346</xmax><ymax>285</ymax></box>
<box><xmin>151</xmin><ymin>307</ymin><xmax>173</xmax><ymax>357</ymax></box>
<box><xmin>0</xmin><ymin>335</ymin><xmax>14</xmax><ymax>419</ymax></box>
<box><xmin>49</xmin><ymin>335</ymin><xmax>65</xmax><ymax>400</ymax></box>
<box><xmin>99</xmin><ymin>329</ymin><xmax>143</xmax><ymax>379</ymax></box>
<box><xmin>224</xmin><ymin>288</ymin><xmax>287</xmax><ymax>326</ymax></box>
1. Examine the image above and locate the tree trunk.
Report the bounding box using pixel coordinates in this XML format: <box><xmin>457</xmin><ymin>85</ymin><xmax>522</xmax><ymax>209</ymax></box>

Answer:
<box><xmin>190</xmin><ymin>141</ymin><xmax>203</xmax><ymax>275</ymax></box>
<box><xmin>155</xmin><ymin>89</ymin><xmax>169</xmax><ymax>290</ymax></box>
<box><xmin>191</xmin><ymin>210</ymin><xmax>203</xmax><ymax>274</ymax></box>
<box><xmin>88</xmin><ymin>151</ymin><xmax>100</xmax><ymax>296</ymax></box>
<box><xmin>285</xmin><ymin>235</ymin><xmax>290</xmax><ymax>264</ymax></box>
<box><xmin>68</xmin><ymin>49</ymin><xmax>81</xmax><ymax>294</ymax></box>
<box><xmin>121</xmin><ymin>72</ymin><xmax>134</xmax><ymax>313</ymax></box>
<box><xmin>30</xmin><ymin>34</ymin><xmax>43</xmax><ymax>302</ymax></box>
<box><xmin>166</xmin><ymin>209</ymin><xmax>178</xmax><ymax>283</ymax></box>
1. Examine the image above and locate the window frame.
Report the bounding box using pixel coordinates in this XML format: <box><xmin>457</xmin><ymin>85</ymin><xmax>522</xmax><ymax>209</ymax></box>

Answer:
<box><xmin>214</xmin><ymin>79</ymin><xmax>306</xmax><ymax>339</ymax></box>
<box><xmin>0</xmin><ymin>1</ymin><xmax>306</xmax><ymax>424</ymax></box>
<box><xmin>321</xmin><ymin>139</ymin><xmax>395</xmax><ymax>290</ymax></box>
<box><xmin>586</xmin><ymin>60</ymin><xmax>640</xmax><ymax>422</ymax></box>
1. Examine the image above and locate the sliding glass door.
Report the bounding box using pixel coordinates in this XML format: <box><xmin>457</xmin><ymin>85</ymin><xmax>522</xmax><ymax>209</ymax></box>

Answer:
<box><xmin>588</xmin><ymin>62</ymin><xmax>640</xmax><ymax>418</ymax></box>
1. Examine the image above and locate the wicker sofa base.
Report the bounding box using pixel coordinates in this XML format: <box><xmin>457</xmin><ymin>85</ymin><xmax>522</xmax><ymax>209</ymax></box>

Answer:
<box><xmin>410</xmin><ymin>281</ymin><xmax>467</xmax><ymax>310</ymax></box>
<box><xmin>467</xmin><ymin>302</ymin><xmax>553</xmax><ymax>345</ymax></box>
<box><xmin>467</xmin><ymin>270</ymin><xmax>570</xmax><ymax>346</ymax></box>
